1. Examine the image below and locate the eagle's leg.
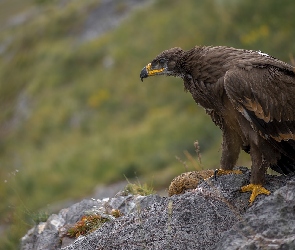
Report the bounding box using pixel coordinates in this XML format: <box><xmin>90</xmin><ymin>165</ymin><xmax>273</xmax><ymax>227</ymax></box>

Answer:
<box><xmin>241</xmin><ymin>143</ymin><xmax>270</xmax><ymax>204</ymax></box>
<box><xmin>214</xmin><ymin>129</ymin><xmax>243</xmax><ymax>179</ymax></box>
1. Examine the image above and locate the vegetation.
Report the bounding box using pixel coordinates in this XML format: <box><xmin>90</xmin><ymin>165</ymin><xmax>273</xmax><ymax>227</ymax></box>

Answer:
<box><xmin>0</xmin><ymin>0</ymin><xmax>295</xmax><ymax>248</ymax></box>
<box><xmin>123</xmin><ymin>179</ymin><xmax>155</xmax><ymax>196</ymax></box>
<box><xmin>66</xmin><ymin>210</ymin><xmax>123</xmax><ymax>238</ymax></box>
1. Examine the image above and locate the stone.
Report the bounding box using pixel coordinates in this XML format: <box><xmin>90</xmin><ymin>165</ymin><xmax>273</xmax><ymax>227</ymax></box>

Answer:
<box><xmin>20</xmin><ymin>168</ymin><xmax>295</xmax><ymax>250</ymax></box>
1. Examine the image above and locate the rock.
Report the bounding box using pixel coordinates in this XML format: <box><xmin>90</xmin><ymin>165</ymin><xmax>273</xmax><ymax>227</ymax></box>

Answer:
<box><xmin>21</xmin><ymin>193</ymin><xmax>163</xmax><ymax>250</ymax></box>
<box><xmin>21</xmin><ymin>199</ymin><xmax>100</xmax><ymax>250</ymax></box>
<box><xmin>216</xmin><ymin>179</ymin><xmax>295</xmax><ymax>250</ymax></box>
<box><xmin>61</xmin><ymin>193</ymin><xmax>237</xmax><ymax>250</ymax></box>
<box><xmin>20</xmin><ymin>167</ymin><xmax>295</xmax><ymax>250</ymax></box>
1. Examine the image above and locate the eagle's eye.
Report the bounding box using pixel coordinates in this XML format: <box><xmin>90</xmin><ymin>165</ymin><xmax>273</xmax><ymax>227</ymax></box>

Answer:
<box><xmin>151</xmin><ymin>59</ymin><xmax>166</xmax><ymax>70</ymax></box>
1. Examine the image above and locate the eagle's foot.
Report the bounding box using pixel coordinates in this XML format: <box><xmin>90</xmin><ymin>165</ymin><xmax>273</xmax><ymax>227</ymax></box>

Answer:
<box><xmin>213</xmin><ymin>169</ymin><xmax>243</xmax><ymax>181</ymax></box>
<box><xmin>241</xmin><ymin>184</ymin><xmax>270</xmax><ymax>205</ymax></box>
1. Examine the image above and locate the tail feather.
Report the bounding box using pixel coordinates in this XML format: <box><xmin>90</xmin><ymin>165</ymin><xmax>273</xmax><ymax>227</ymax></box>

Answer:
<box><xmin>271</xmin><ymin>159</ymin><xmax>295</xmax><ymax>175</ymax></box>
<box><xmin>270</xmin><ymin>142</ymin><xmax>295</xmax><ymax>174</ymax></box>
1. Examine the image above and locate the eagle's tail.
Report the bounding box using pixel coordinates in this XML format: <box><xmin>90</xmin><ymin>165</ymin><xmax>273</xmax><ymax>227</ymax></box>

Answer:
<box><xmin>270</xmin><ymin>140</ymin><xmax>295</xmax><ymax>175</ymax></box>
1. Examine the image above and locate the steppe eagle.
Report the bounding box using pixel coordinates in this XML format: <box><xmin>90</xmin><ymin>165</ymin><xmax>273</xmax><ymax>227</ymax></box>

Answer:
<box><xmin>140</xmin><ymin>45</ymin><xmax>295</xmax><ymax>204</ymax></box>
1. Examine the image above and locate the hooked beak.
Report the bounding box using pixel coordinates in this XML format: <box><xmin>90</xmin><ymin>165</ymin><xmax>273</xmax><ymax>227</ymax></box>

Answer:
<box><xmin>140</xmin><ymin>66</ymin><xmax>148</xmax><ymax>82</ymax></box>
<box><xmin>140</xmin><ymin>63</ymin><xmax>166</xmax><ymax>82</ymax></box>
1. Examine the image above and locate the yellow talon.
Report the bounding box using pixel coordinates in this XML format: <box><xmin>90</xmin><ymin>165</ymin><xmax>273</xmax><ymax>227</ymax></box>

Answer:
<box><xmin>241</xmin><ymin>184</ymin><xmax>270</xmax><ymax>205</ymax></box>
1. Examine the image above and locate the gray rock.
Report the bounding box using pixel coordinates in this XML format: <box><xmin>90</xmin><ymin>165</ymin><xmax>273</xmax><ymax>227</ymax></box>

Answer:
<box><xmin>216</xmin><ymin>179</ymin><xmax>295</xmax><ymax>250</ymax></box>
<box><xmin>21</xmin><ymin>193</ymin><xmax>163</xmax><ymax>250</ymax></box>
<box><xmin>21</xmin><ymin>199</ymin><xmax>101</xmax><ymax>250</ymax></box>
<box><xmin>20</xmin><ymin>168</ymin><xmax>295</xmax><ymax>250</ymax></box>
<box><xmin>62</xmin><ymin>193</ymin><xmax>238</xmax><ymax>250</ymax></box>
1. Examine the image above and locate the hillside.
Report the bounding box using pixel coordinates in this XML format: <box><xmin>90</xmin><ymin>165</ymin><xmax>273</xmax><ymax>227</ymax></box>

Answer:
<box><xmin>1</xmin><ymin>0</ymin><xmax>295</xmax><ymax>248</ymax></box>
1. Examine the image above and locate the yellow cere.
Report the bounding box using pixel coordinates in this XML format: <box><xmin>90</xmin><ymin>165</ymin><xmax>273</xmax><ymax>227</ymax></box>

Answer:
<box><xmin>146</xmin><ymin>63</ymin><xmax>165</xmax><ymax>76</ymax></box>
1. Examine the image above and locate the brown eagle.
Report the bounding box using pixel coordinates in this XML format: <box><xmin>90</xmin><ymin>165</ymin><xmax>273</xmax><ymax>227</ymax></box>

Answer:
<box><xmin>140</xmin><ymin>46</ymin><xmax>295</xmax><ymax>204</ymax></box>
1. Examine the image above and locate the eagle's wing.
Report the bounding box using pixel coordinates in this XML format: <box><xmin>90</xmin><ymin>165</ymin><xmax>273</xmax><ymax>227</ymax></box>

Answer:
<box><xmin>224</xmin><ymin>65</ymin><xmax>295</xmax><ymax>144</ymax></box>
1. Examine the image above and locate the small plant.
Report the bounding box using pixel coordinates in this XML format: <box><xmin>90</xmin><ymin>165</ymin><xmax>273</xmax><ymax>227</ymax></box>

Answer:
<box><xmin>123</xmin><ymin>179</ymin><xmax>155</xmax><ymax>196</ymax></box>
<box><xmin>110</xmin><ymin>209</ymin><xmax>123</xmax><ymax>218</ymax></box>
<box><xmin>175</xmin><ymin>140</ymin><xmax>203</xmax><ymax>172</ymax></box>
<box><xmin>67</xmin><ymin>214</ymin><xmax>105</xmax><ymax>238</ymax></box>
<box><xmin>31</xmin><ymin>210</ymin><xmax>50</xmax><ymax>224</ymax></box>
<box><xmin>66</xmin><ymin>209</ymin><xmax>123</xmax><ymax>238</ymax></box>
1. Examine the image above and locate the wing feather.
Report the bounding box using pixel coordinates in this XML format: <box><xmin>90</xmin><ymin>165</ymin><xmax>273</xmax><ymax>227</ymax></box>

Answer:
<box><xmin>224</xmin><ymin>66</ymin><xmax>295</xmax><ymax>142</ymax></box>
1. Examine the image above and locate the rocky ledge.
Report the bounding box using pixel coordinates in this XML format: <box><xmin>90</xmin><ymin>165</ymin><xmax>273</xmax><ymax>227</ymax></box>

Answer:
<box><xmin>21</xmin><ymin>167</ymin><xmax>295</xmax><ymax>250</ymax></box>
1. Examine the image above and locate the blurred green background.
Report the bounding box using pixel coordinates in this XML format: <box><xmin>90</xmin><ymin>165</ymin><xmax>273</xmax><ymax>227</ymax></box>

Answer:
<box><xmin>0</xmin><ymin>0</ymin><xmax>295</xmax><ymax>248</ymax></box>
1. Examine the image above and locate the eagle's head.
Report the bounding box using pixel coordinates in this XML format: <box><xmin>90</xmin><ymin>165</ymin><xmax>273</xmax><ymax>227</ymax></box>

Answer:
<box><xmin>140</xmin><ymin>47</ymin><xmax>184</xmax><ymax>81</ymax></box>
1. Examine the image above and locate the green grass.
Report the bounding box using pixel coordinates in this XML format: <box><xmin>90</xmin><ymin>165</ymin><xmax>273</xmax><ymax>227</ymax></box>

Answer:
<box><xmin>0</xmin><ymin>0</ymin><xmax>295</xmax><ymax>248</ymax></box>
